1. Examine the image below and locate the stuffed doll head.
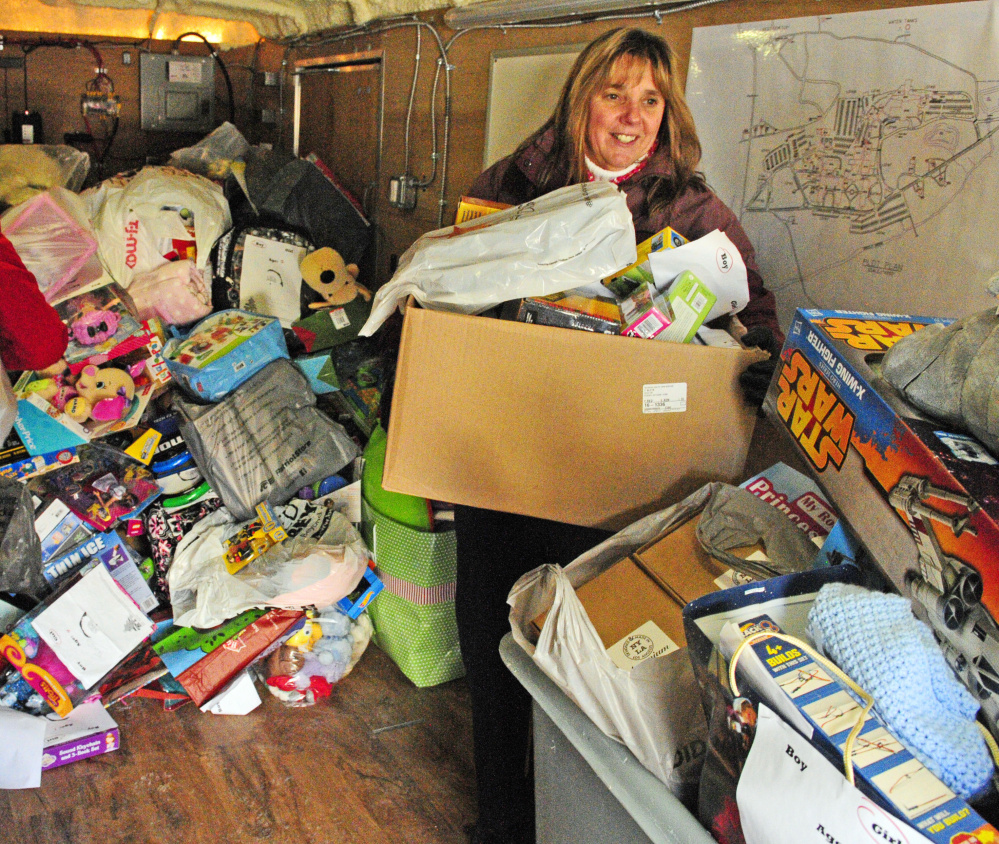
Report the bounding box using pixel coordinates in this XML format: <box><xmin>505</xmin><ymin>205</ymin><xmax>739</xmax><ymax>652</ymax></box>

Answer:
<box><xmin>76</xmin><ymin>364</ymin><xmax>136</xmax><ymax>404</ymax></box>
<box><xmin>300</xmin><ymin>247</ymin><xmax>372</xmax><ymax>309</ymax></box>
<box><xmin>72</xmin><ymin>308</ymin><xmax>121</xmax><ymax>346</ymax></box>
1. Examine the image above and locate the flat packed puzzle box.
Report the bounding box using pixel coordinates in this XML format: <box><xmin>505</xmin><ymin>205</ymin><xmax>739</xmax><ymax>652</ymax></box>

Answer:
<box><xmin>763</xmin><ymin>309</ymin><xmax>999</xmax><ymax>728</ymax></box>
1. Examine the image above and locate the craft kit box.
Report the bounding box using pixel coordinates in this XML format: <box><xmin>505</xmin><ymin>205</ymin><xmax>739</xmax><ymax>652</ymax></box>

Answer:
<box><xmin>384</xmin><ymin>304</ymin><xmax>765</xmax><ymax>530</ymax></box>
<box><xmin>41</xmin><ymin>701</ymin><xmax>119</xmax><ymax>771</ymax></box>
<box><xmin>163</xmin><ymin>309</ymin><xmax>289</xmax><ymax>402</ymax></box>
<box><xmin>762</xmin><ymin>310</ymin><xmax>999</xmax><ymax>717</ymax></box>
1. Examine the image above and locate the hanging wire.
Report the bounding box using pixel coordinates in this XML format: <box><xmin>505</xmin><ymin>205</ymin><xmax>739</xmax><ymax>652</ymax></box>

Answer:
<box><xmin>172</xmin><ymin>31</ymin><xmax>235</xmax><ymax>124</ymax></box>
<box><xmin>267</xmin><ymin>0</ymin><xmax>726</xmax><ymax>228</ymax></box>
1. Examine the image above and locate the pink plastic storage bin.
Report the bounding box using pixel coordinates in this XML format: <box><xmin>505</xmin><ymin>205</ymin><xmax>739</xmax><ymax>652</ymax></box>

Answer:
<box><xmin>4</xmin><ymin>191</ymin><xmax>99</xmax><ymax>302</ymax></box>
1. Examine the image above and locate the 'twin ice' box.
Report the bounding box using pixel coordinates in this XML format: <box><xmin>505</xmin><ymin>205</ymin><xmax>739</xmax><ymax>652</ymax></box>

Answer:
<box><xmin>384</xmin><ymin>303</ymin><xmax>765</xmax><ymax>530</ymax></box>
<box><xmin>762</xmin><ymin>311</ymin><xmax>999</xmax><ymax>732</ymax></box>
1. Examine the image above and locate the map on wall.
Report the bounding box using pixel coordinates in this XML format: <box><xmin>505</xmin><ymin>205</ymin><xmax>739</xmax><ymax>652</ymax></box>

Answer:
<box><xmin>686</xmin><ymin>0</ymin><xmax>999</xmax><ymax>330</ymax></box>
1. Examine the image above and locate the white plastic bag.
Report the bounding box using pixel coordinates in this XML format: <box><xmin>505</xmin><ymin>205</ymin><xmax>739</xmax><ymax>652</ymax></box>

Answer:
<box><xmin>508</xmin><ymin>484</ymin><xmax>718</xmax><ymax>798</ymax></box>
<box><xmin>89</xmin><ymin>165</ymin><xmax>231</xmax><ymax>288</ymax></box>
<box><xmin>168</xmin><ymin>496</ymin><xmax>371</xmax><ymax>628</ymax></box>
<box><xmin>360</xmin><ymin>181</ymin><xmax>637</xmax><ymax>336</ymax></box>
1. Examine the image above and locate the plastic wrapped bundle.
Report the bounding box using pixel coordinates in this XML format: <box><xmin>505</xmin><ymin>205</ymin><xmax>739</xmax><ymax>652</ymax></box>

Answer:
<box><xmin>1</xmin><ymin>188</ymin><xmax>99</xmax><ymax>302</ymax></box>
<box><xmin>176</xmin><ymin>358</ymin><xmax>360</xmax><ymax>521</ymax></box>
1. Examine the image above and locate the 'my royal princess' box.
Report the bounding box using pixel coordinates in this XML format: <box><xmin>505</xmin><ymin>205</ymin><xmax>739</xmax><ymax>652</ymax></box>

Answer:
<box><xmin>763</xmin><ymin>309</ymin><xmax>999</xmax><ymax>732</ymax></box>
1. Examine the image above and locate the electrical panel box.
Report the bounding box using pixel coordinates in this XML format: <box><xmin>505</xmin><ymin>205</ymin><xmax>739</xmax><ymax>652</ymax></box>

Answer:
<box><xmin>139</xmin><ymin>52</ymin><xmax>215</xmax><ymax>132</ymax></box>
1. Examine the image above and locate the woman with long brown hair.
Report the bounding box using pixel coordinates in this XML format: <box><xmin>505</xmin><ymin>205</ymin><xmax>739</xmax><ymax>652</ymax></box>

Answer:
<box><xmin>457</xmin><ymin>27</ymin><xmax>781</xmax><ymax>844</ymax></box>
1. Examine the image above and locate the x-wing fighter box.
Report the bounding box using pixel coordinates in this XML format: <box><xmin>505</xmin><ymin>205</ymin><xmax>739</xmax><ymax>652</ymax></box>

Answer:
<box><xmin>763</xmin><ymin>309</ymin><xmax>999</xmax><ymax>738</ymax></box>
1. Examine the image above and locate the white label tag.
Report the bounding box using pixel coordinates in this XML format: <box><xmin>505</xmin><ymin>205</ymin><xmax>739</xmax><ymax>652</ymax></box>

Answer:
<box><xmin>738</xmin><ymin>706</ymin><xmax>934</xmax><ymax>844</ymax></box>
<box><xmin>330</xmin><ymin>308</ymin><xmax>351</xmax><ymax>329</ymax></box>
<box><xmin>643</xmin><ymin>383</ymin><xmax>686</xmax><ymax>414</ymax></box>
<box><xmin>714</xmin><ymin>568</ymin><xmax>757</xmax><ymax>590</ymax></box>
<box><xmin>606</xmin><ymin>620</ymin><xmax>680</xmax><ymax>670</ymax></box>
<box><xmin>168</xmin><ymin>61</ymin><xmax>203</xmax><ymax>83</ymax></box>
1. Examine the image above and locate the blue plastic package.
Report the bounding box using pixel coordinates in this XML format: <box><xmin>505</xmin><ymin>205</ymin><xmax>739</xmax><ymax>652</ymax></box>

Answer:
<box><xmin>163</xmin><ymin>310</ymin><xmax>289</xmax><ymax>402</ymax></box>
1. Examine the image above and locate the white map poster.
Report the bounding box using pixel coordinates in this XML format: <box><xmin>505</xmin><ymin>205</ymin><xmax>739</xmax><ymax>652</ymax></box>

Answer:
<box><xmin>687</xmin><ymin>1</ymin><xmax>999</xmax><ymax>330</ymax></box>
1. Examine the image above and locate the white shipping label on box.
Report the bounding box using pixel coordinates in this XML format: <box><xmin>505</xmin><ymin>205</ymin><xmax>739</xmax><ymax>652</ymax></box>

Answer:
<box><xmin>607</xmin><ymin>620</ymin><xmax>680</xmax><ymax>670</ymax></box>
<box><xmin>643</xmin><ymin>383</ymin><xmax>686</xmax><ymax>414</ymax></box>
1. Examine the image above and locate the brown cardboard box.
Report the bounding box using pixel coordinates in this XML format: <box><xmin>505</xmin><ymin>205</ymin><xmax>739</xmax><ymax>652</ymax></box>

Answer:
<box><xmin>537</xmin><ymin>515</ymin><xmax>756</xmax><ymax>650</ymax></box>
<box><xmin>383</xmin><ymin>305</ymin><xmax>765</xmax><ymax>530</ymax></box>
<box><xmin>575</xmin><ymin>556</ymin><xmax>687</xmax><ymax>654</ymax></box>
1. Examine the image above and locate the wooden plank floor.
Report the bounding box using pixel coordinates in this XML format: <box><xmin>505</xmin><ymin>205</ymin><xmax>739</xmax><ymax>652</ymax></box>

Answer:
<box><xmin>0</xmin><ymin>646</ymin><xmax>476</xmax><ymax>844</ymax></box>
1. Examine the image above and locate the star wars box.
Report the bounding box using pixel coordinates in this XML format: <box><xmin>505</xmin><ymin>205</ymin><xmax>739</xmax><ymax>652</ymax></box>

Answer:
<box><xmin>763</xmin><ymin>310</ymin><xmax>999</xmax><ymax>730</ymax></box>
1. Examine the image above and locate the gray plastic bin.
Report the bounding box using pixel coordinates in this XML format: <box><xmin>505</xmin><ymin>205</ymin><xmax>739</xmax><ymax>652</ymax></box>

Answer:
<box><xmin>500</xmin><ymin>633</ymin><xmax>714</xmax><ymax>844</ymax></box>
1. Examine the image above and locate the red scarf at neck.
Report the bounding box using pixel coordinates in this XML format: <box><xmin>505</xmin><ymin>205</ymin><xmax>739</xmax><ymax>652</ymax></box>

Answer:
<box><xmin>587</xmin><ymin>138</ymin><xmax>659</xmax><ymax>184</ymax></box>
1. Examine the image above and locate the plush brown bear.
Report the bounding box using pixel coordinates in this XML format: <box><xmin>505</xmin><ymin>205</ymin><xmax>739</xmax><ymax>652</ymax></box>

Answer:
<box><xmin>300</xmin><ymin>247</ymin><xmax>372</xmax><ymax>310</ymax></box>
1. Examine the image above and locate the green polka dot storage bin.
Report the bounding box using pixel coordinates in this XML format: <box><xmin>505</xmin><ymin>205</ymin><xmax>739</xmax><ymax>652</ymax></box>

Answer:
<box><xmin>362</xmin><ymin>497</ymin><xmax>465</xmax><ymax>687</ymax></box>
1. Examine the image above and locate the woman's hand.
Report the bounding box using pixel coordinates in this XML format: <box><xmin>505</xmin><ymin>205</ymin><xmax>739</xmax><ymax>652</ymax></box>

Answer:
<box><xmin>738</xmin><ymin>326</ymin><xmax>782</xmax><ymax>410</ymax></box>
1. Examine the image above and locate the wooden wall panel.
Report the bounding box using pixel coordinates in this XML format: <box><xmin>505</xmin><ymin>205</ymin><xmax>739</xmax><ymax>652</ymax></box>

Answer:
<box><xmin>277</xmin><ymin>0</ymin><xmax>973</xmax><ymax>287</ymax></box>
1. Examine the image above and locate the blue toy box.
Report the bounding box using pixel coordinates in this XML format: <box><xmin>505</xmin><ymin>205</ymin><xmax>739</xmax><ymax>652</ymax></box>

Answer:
<box><xmin>163</xmin><ymin>310</ymin><xmax>289</xmax><ymax>402</ymax></box>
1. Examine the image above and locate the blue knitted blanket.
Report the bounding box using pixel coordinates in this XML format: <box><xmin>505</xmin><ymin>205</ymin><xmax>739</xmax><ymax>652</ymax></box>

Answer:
<box><xmin>807</xmin><ymin>582</ymin><xmax>992</xmax><ymax>798</ymax></box>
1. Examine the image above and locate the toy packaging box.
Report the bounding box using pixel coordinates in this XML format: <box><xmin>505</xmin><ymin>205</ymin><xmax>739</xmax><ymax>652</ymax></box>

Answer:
<box><xmin>11</xmin><ymin>322</ymin><xmax>167</xmax><ymax>458</ymax></box>
<box><xmin>502</xmin><ymin>290</ymin><xmax>623</xmax><ymax>335</ymax></box>
<box><xmin>0</xmin><ymin>426</ymin><xmax>78</xmax><ymax>481</ymax></box>
<box><xmin>763</xmin><ymin>309</ymin><xmax>999</xmax><ymax>729</ymax></box>
<box><xmin>27</xmin><ymin>443</ymin><xmax>162</xmax><ymax>531</ymax></box>
<box><xmin>13</xmin><ymin>376</ymin><xmax>156</xmax><ymax>457</ymax></box>
<box><xmin>53</xmin><ymin>283</ymin><xmax>150</xmax><ymax>374</ymax></box>
<box><xmin>601</xmin><ymin>225</ymin><xmax>688</xmax><ymax>299</ymax></box>
<box><xmin>721</xmin><ymin>612</ymin><xmax>997</xmax><ymax>844</ymax></box>
<box><xmin>620</xmin><ymin>271</ymin><xmax>716</xmax><ymax>344</ymax></box>
<box><xmin>35</xmin><ymin>498</ymin><xmax>93</xmax><ymax>566</ymax></box>
<box><xmin>41</xmin><ymin>701</ymin><xmax>119</xmax><ymax>771</ymax></box>
<box><xmin>163</xmin><ymin>309</ymin><xmax>289</xmax><ymax>402</ymax></box>
<box><xmin>0</xmin><ymin>562</ymin><xmax>154</xmax><ymax>716</ymax></box>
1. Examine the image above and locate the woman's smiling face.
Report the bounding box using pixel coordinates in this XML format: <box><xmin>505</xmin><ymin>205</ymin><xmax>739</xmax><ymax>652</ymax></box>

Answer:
<box><xmin>585</xmin><ymin>55</ymin><xmax>665</xmax><ymax>172</ymax></box>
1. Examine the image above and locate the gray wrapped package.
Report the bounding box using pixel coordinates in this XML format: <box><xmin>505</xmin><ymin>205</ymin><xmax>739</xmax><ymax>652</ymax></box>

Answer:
<box><xmin>882</xmin><ymin>303</ymin><xmax>999</xmax><ymax>457</ymax></box>
<box><xmin>696</xmin><ymin>484</ymin><xmax>818</xmax><ymax>580</ymax></box>
<box><xmin>177</xmin><ymin>358</ymin><xmax>360</xmax><ymax>521</ymax></box>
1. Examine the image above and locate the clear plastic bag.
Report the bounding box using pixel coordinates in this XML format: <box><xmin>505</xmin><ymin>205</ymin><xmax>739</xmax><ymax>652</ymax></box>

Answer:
<box><xmin>0</xmin><ymin>144</ymin><xmax>90</xmax><ymax>210</ymax></box>
<box><xmin>1</xmin><ymin>187</ymin><xmax>99</xmax><ymax>302</ymax></box>
<box><xmin>167</xmin><ymin>122</ymin><xmax>251</xmax><ymax>181</ymax></box>
<box><xmin>0</xmin><ymin>477</ymin><xmax>47</xmax><ymax>602</ymax></box>
<box><xmin>262</xmin><ymin>608</ymin><xmax>374</xmax><ymax>707</ymax></box>
<box><xmin>360</xmin><ymin>181</ymin><xmax>637</xmax><ymax>336</ymax></box>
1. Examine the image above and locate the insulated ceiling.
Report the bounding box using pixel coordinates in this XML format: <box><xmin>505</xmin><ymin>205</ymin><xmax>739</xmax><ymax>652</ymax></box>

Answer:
<box><xmin>28</xmin><ymin>0</ymin><xmax>472</xmax><ymax>42</ymax></box>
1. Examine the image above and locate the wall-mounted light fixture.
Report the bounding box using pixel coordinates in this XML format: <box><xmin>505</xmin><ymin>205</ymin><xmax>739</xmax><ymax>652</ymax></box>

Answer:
<box><xmin>444</xmin><ymin>0</ymin><xmax>688</xmax><ymax>28</ymax></box>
